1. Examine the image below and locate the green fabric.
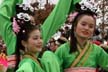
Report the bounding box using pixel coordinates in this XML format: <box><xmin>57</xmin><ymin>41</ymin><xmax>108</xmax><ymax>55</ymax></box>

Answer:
<box><xmin>41</xmin><ymin>0</ymin><xmax>80</xmax><ymax>45</ymax></box>
<box><xmin>41</xmin><ymin>51</ymin><xmax>60</xmax><ymax>72</ymax></box>
<box><xmin>16</xmin><ymin>51</ymin><xmax>60</xmax><ymax>72</ymax></box>
<box><xmin>0</xmin><ymin>0</ymin><xmax>22</xmax><ymax>55</ymax></box>
<box><xmin>55</xmin><ymin>42</ymin><xmax>108</xmax><ymax>71</ymax></box>
<box><xmin>16</xmin><ymin>58</ymin><xmax>44</xmax><ymax>72</ymax></box>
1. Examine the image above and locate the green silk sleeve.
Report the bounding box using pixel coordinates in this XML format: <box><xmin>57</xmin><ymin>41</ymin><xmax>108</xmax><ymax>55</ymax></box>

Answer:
<box><xmin>97</xmin><ymin>46</ymin><xmax>108</xmax><ymax>71</ymax></box>
<box><xmin>41</xmin><ymin>51</ymin><xmax>60</xmax><ymax>72</ymax></box>
<box><xmin>41</xmin><ymin>0</ymin><xmax>80</xmax><ymax>45</ymax></box>
<box><xmin>0</xmin><ymin>0</ymin><xmax>22</xmax><ymax>55</ymax></box>
<box><xmin>55</xmin><ymin>43</ymin><xmax>69</xmax><ymax>72</ymax></box>
<box><xmin>16</xmin><ymin>62</ymin><xmax>33</xmax><ymax>72</ymax></box>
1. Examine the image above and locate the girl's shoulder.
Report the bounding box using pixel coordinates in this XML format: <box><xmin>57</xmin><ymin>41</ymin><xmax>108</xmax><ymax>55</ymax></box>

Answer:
<box><xmin>41</xmin><ymin>51</ymin><xmax>60</xmax><ymax>72</ymax></box>
<box><xmin>19</xmin><ymin>58</ymin><xmax>34</xmax><ymax>66</ymax></box>
<box><xmin>41</xmin><ymin>51</ymin><xmax>59</xmax><ymax>63</ymax></box>
<box><xmin>56</xmin><ymin>42</ymin><xmax>70</xmax><ymax>52</ymax></box>
<box><xmin>42</xmin><ymin>51</ymin><xmax>56</xmax><ymax>59</ymax></box>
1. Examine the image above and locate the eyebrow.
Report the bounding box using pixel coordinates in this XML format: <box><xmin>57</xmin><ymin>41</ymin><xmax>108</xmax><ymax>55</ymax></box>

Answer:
<box><xmin>81</xmin><ymin>21</ymin><xmax>94</xmax><ymax>25</ymax></box>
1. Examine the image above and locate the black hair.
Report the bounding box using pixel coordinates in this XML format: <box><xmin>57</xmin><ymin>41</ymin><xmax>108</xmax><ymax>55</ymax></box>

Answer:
<box><xmin>94</xmin><ymin>29</ymin><xmax>100</xmax><ymax>36</ymax></box>
<box><xmin>16</xmin><ymin>4</ymin><xmax>35</xmax><ymax>16</ymax></box>
<box><xmin>70</xmin><ymin>10</ymin><xmax>97</xmax><ymax>53</ymax></box>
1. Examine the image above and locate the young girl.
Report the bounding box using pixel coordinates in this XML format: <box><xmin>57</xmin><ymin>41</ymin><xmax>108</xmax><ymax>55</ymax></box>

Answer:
<box><xmin>55</xmin><ymin>3</ymin><xmax>108</xmax><ymax>72</ymax></box>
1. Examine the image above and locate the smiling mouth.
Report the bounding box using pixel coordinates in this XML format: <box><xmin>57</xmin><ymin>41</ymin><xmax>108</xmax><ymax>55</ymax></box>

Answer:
<box><xmin>82</xmin><ymin>31</ymin><xmax>89</xmax><ymax>35</ymax></box>
<box><xmin>36</xmin><ymin>45</ymin><xmax>42</xmax><ymax>48</ymax></box>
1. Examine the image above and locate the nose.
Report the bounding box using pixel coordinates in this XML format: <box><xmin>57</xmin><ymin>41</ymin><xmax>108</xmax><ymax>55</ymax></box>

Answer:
<box><xmin>84</xmin><ymin>25</ymin><xmax>89</xmax><ymax>30</ymax></box>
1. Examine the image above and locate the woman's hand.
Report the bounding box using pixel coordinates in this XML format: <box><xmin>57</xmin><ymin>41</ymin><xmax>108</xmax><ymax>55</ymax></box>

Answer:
<box><xmin>7</xmin><ymin>55</ymin><xmax>16</xmax><ymax>68</ymax></box>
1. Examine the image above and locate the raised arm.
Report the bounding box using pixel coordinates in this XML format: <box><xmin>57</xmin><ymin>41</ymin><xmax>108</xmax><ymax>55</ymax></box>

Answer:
<box><xmin>0</xmin><ymin>0</ymin><xmax>22</xmax><ymax>55</ymax></box>
<box><xmin>41</xmin><ymin>0</ymin><xmax>80</xmax><ymax>45</ymax></box>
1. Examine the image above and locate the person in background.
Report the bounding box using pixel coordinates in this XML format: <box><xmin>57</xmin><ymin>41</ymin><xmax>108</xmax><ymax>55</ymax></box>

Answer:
<box><xmin>99</xmin><ymin>32</ymin><xmax>108</xmax><ymax>53</ymax></box>
<box><xmin>47</xmin><ymin>38</ymin><xmax>58</xmax><ymax>52</ymax></box>
<box><xmin>55</xmin><ymin>3</ymin><xmax>108</xmax><ymax>72</ymax></box>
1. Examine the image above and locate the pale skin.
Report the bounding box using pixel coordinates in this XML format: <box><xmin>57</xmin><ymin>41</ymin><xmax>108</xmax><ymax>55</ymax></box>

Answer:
<box><xmin>22</xmin><ymin>29</ymin><xmax>43</xmax><ymax>57</ymax></box>
<box><xmin>74</xmin><ymin>15</ymin><xmax>95</xmax><ymax>48</ymax></box>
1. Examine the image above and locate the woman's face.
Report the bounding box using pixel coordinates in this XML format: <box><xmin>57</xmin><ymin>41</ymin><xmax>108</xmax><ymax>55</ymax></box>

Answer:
<box><xmin>75</xmin><ymin>15</ymin><xmax>95</xmax><ymax>39</ymax></box>
<box><xmin>23</xmin><ymin>29</ymin><xmax>43</xmax><ymax>53</ymax></box>
<box><xmin>49</xmin><ymin>41</ymin><xmax>57</xmax><ymax>52</ymax></box>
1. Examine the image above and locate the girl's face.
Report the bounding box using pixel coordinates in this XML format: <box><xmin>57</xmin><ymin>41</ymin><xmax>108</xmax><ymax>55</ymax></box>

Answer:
<box><xmin>75</xmin><ymin>15</ymin><xmax>95</xmax><ymax>39</ymax></box>
<box><xmin>49</xmin><ymin>41</ymin><xmax>57</xmax><ymax>52</ymax></box>
<box><xmin>23</xmin><ymin>29</ymin><xmax>43</xmax><ymax>53</ymax></box>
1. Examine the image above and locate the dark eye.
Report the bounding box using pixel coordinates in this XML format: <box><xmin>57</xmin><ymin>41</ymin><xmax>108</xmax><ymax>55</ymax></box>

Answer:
<box><xmin>89</xmin><ymin>25</ymin><xmax>94</xmax><ymax>28</ymax></box>
<box><xmin>81</xmin><ymin>23</ymin><xmax>86</xmax><ymax>26</ymax></box>
<box><xmin>33</xmin><ymin>37</ymin><xmax>38</xmax><ymax>40</ymax></box>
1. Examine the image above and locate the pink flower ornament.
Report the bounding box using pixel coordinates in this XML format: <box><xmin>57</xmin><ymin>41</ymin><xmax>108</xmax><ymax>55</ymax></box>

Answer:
<box><xmin>68</xmin><ymin>12</ymin><xmax>78</xmax><ymax>22</ymax></box>
<box><xmin>12</xmin><ymin>18</ymin><xmax>20</xmax><ymax>34</ymax></box>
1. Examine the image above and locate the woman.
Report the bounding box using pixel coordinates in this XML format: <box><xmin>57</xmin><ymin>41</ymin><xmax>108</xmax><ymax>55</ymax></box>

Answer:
<box><xmin>55</xmin><ymin>4</ymin><xmax>108</xmax><ymax>72</ymax></box>
<box><xmin>13</xmin><ymin>18</ymin><xmax>60</xmax><ymax>72</ymax></box>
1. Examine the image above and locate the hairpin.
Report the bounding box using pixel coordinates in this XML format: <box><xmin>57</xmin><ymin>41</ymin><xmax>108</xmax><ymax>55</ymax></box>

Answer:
<box><xmin>12</xmin><ymin>18</ymin><xmax>20</xmax><ymax>34</ymax></box>
<box><xmin>17</xmin><ymin>13</ymin><xmax>31</xmax><ymax>22</ymax></box>
<box><xmin>80</xmin><ymin>2</ymin><xmax>97</xmax><ymax>13</ymax></box>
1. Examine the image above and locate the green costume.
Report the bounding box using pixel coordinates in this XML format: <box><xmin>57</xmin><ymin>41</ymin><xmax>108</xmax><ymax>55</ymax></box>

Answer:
<box><xmin>0</xmin><ymin>0</ymin><xmax>80</xmax><ymax>71</ymax></box>
<box><xmin>16</xmin><ymin>51</ymin><xmax>60</xmax><ymax>72</ymax></box>
<box><xmin>55</xmin><ymin>42</ymin><xmax>108</xmax><ymax>71</ymax></box>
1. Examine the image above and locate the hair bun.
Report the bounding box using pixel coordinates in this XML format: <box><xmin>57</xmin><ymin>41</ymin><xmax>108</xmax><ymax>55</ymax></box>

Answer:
<box><xmin>16</xmin><ymin>4</ymin><xmax>35</xmax><ymax>15</ymax></box>
<box><xmin>75</xmin><ymin>2</ymin><xmax>97</xmax><ymax>15</ymax></box>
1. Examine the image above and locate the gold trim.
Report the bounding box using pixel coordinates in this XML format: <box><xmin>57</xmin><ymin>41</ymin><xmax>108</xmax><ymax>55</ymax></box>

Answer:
<box><xmin>77</xmin><ymin>45</ymin><xmax>82</xmax><ymax>53</ymax></box>
<box><xmin>23</xmin><ymin>54</ymin><xmax>41</xmax><ymax>67</ymax></box>
<box><xmin>71</xmin><ymin>41</ymin><xmax>90</xmax><ymax>67</ymax></box>
<box><xmin>79</xmin><ymin>43</ymin><xmax>92</xmax><ymax>66</ymax></box>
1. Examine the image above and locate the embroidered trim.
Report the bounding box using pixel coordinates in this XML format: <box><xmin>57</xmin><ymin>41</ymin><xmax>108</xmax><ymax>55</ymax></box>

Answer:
<box><xmin>71</xmin><ymin>41</ymin><xmax>90</xmax><ymax>67</ymax></box>
<box><xmin>23</xmin><ymin>54</ymin><xmax>41</xmax><ymax>67</ymax></box>
<box><xmin>79</xmin><ymin>43</ymin><xmax>92</xmax><ymax>66</ymax></box>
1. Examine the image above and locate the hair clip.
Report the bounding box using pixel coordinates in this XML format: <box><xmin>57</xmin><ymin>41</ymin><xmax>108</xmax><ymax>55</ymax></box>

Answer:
<box><xmin>80</xmin><ymin>2</ymin><xmax>97</xmax><ymax>13</ymax></box>
<box><xmin>17</xmin><ymin>13</ymin><xmax>31</xmax><ymax>22</ymax></box>
<box><xmin>16</xmin><ymin>4</ymin><xmax>35</xmax><ymax>13</ymax></box>
<box><xmin>17</xmin><ymin>13</ymin><xmax>24</xmax><ymax>19</ymax></box>
<box><xmin>23</xmin><ymin>13</ymin><xmax>31</xmax><ymax>21</ymax></box>
<box><xmin>12</xmin><ymin>18</ymin><xmax>20</xmax><ymax>34</ymax></box>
